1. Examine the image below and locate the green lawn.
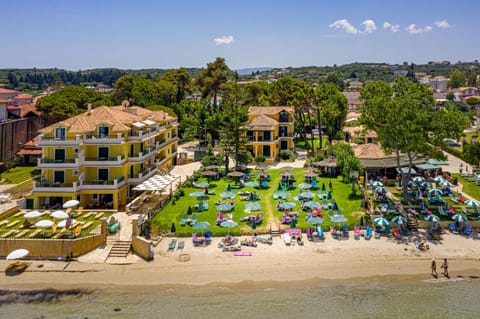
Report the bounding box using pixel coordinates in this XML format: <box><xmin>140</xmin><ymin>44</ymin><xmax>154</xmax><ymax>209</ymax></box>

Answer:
<box><xmin>295</xmin><ymin>137</ymin><xmax>328</xmax><ymax>150</ymax></box>
<box><xmin>151</xmin><ymin>168</ymin><xmax>363</xmax><ymax>237</ymax></box>
<box><xmin>452</xmin><ymin>174</ymin><xmax>480</xmax><ymax>200</ymax></box>
<box><xmin>0</xmin><ymin>166</ymin><xmax>40</xmax><ymax>184</ymax></box>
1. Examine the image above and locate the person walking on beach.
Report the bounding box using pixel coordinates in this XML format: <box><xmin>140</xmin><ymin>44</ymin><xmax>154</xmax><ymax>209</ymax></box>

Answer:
<box><xmin>441</xmin><ymin>258</ymin><xmax>449</xmax><ymax>277</ymax></box>
<box><xmin>431</xmin><ymin>258</ymin><xmax>437</xmax><ymax>277</ymax></box>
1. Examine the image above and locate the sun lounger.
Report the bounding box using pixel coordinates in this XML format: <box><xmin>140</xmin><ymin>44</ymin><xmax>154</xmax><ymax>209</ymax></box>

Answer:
<box><xmin>53</xmin><ymin>228</ymin><xmax>67</xmax><ymax>239</ymax></box>
<box><xmin>205</xmin><ymin>231</ymin><xmax>212</xmax><ymax>245</ymax></box>
<box><xmin>223</xmin><ymin>245</ymin><xmax>241</xmax><ymax>252</ymax></box>
<box><xmin>283</xmin><ymin>233</ymin><xmax>292</xmax><ymax>245</ymax></box>
<box><xmin>180</xmin><ymin>213</ymin><xmax>189</xmax><ymax>226</ymax></box>
<box><xmin>94</xmin><ymin>212</ymin><xmax>104</xmax><ymax>219</ymax></box>
<box><xmin>83</xmin><ymin>212</ymin><xmax>94</xmax><ymax>219</ymax></box>
<box><xmin>449</xmin><ymin>223</ymin><xmax>458</xmax><ymax>234</ymax></box>
<box><xmin>74</xmin><ymin>225</ymin><xmax>82</xmax><ymax>238</ymax></box>
<box><xmin>400</xmin><ymin>226</ymin><xmax>410</xmax><ymax>236</ymax></box>
<box><xmin>28</xmin><ymin>229</ymin><xmax>42</xmax><ymax>238</ymax></box>
<box><xmin>14</xmin><ymin>211</ymin><xmax>24</xmax><ymax>217</ymax></box>
<box><xmin>438</xmin><ymin>206</ymin><xmax>448</xmax><ymax>217</ymax></box>
<box><xmin>0</xmin><ymin>220</ymin><xmax>8</xmax><ymax>227</ymax></box>
<box><xmin>1</xmin><ymin>230</ymin><xmax>15</xmax><ymax>238</ymax></box>
<box><xmin>6</xmin><ymin>220</ymin><xmax>20</xmax><ymax>228</ymax></box>
<box><xmin>374</xmin><ymin>227</ymin><xmax>382</xmax><ymax>238</ymax></box>
<box><xmin>306</xmin><ymin>227</ymin><xmax>313</xmax><ymax>241</ymax></box>
<box><xmin>190</xmin><ymin>214</ymin><xmax>197</xmax><ymax>226</ymax></box>
<box><xmin>256</xmin><ymin>236</ymin><xmax>273</xmax><ymax>245</ymax></box>
<box><xmin>168</xmin><ymin>239</ymin><xmax>177</xmax><ymax>250</ymax></box>
<box><xmin>342</xmin><ymin>225</ymin><xmax>349</xmax><ymax>238</ymax></box>
<box><xmin>365</xmin><ymin>227</ymin><xmax>373</xmax><ymax>240</ymax></box>
<box><xmin>177</xmin><ymin>241</ymin><xmax>185</xmax><ymax>249</ymax></box>
<box><xmin>81</xmin><ymin>221</ymin><xmax>93</xmax><ymax>230</ymax></box>
<box><xmin>354</xmin><ymin>226</ymin><xmax>361</xmax><ymax>239</ymax></box>
<box><xmin>464</xmin><ymin>223</ymin><xmax>472</xmax><ymax>236</ymax></box>
<box><xmin>330</xmin><ymin>226</ymin><xmax>338</xmax><ymax>239</ymax></box>
<box><xmin>14</xmin><ymin>230</ymin><xmax>29</xmax><ymax>238</ymax></box>
<box><xmin>462</xmin><ymin>206</ymin><xmax>474</xmax><ymax>216</ymax></box>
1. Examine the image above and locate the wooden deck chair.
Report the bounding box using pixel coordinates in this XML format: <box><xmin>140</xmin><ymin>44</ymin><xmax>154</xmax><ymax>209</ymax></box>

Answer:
<box><xmin>53</xmin><ymin>228</ymin><xmax>67</xmax><ymax>239</ymax></box>
<box><xmin>94</xmin><ymin>212</ymin><xmax>104</xmax><ymax>219</ymax></box>
<box><xmin>82</xmin><ymin>221</ymin><xmax>93</xmax><ymax>230</ymax></box>
<box><xmin>1</xmin><ymin>230</ymin><xmax>15</xmax><ymax>238</ymax></box>
<box><xmin>14</xmin><ymin>230</ymin><xmax>29</xmax><ymax>238</ymax></box>
<box><xmin>14</xmin><ymin>211</ymin><xmax>24</xmax><ymax>217</ymax></box>
<box><xmin>6</xmin><ymin>220</ymin><xmax>20</xmax><ymax>228</ymax></box>
<box><xmin>28</xmin><ymin>229</ymin><xmax>42</xmax><ymax>238</ymax></box>
<box><xmin>74</xmin><ymin>225</ymin><xmax>82</xmax><ymax>238</ymax></box>
<box><xmin>0</xmin><ymin>220</ymin><xmax>8</xmax><ymax>227</ymax></box>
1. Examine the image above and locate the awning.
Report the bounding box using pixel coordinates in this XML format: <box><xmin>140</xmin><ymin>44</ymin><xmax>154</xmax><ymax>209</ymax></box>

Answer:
<box><xmin>143</xmin><ymin>119</ymin><xmax>156</xmax><ymax>125</ymax></box>
<box><xmin>426</xmin><ymin>159</ymin><xmax>448</xmax><ymax>165</ymax></box>
<box><xmin>132</xmin><ymin>174</ymin><xmax>180</xmax><ymax>191</ymax></box>
<box><xmin>416</xmin><ymin>163</ymin><xmax>439</xmax><ymax>171</ymax></box>
<box><xmin>132</xmin><ymin>122</ymin><xmax>146</xmax><ymax>128</ymax></box>
<box><xmin>396</xmin><ymin>167</ymin><xmax>417</xmax><ymax>175</ymax></box>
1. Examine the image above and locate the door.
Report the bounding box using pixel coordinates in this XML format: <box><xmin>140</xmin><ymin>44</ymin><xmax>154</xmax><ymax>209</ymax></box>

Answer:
<box><xmin>98</xmin><ymin>147</ymin><xmax>109</xmax><ymax>160</ymax></box>
<box><xmin>281</xmin><ymin>140</ymin><xmax>288</xmax><ymax>150</ymax></box>
<box><xmin>263</xmin><ymin>145</ymin><xmax>271</xmax><ymax>157</ymax></box>
<box><xmin>98</xmin><ymin>168</ymin><xmax>109</xmax><ymax>182</ymax></box>
<box><xmin>54</xmin><ymin>171</ymin><xmax>65</xmax><ymax>184</ymax></box>
<box><xmin>55</xmin><ymin>149</ymin><xmax>65</xmax><ymax>162</ymax></box>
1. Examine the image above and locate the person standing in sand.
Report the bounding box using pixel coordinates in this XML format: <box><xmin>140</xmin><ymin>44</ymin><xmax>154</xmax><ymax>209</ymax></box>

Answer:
<box><xmin>431</xmin><ymin>258</ymin><xmax>437</xmax><ymax>276</ymax></box>
<box><xmin>441</xmin><ymin>258</ymin><xmax>449</xmax><ymax>277</ymax></box>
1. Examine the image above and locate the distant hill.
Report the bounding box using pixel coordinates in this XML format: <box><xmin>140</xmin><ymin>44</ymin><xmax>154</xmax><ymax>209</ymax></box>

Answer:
<box><xmin>235</xmin><ymin>67</ymin><xmax>273</xmax><ymax>75</ymax></box>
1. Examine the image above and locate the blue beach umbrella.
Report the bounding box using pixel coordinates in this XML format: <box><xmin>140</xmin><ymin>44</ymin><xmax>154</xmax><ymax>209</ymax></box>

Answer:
<box><xmin>376</xmin><ymin>187</ymin><xmax>387</xmax><ymax>194</ymax></box>
<box><xmin>440</xmin><ymin>181</ymin><xmax>452</xmax><ymax>188</ymax></box>
<box><xmin>420</xmin><ymin>181</ymin><xmax>432</xmax><ymax>189</ymax></box>
<box><xmin>331</xmin><ymin>215</ymin><xmax>348</xmax><ymax>223</ymax></box>
<box><xmin>412</xmin><ymin>176</ymin><xmax>425</xmax><ymax>183</ymax></box>
<box><xmin>195</xmin><ymin>182</ymin><xmax>210</xmax><ymax>188</ymax></box>
<box><xmin>304</xmin><ymin>201</ymin><xmax>321</xmax><ymax>210</ymax></box>
<box><xmin>279</xmin><ymin>202</ymin><xmax>296</xmax><ymax>210</ymax></box>
<box><xmin>424</xmin><ymin>214</ymin><xmax>440</xmax><ymax>222</ymax></box>
<box><xmin>190</xmin><ymin>191</ymin><xmax>206</xmax><ymax>197</ymax></box>
<box><xmin>391</xmin><ymin>216</ymin><xmax>407</xmax><ymax>225</ymax></box>
<box><xmin>277</xmin><ymin>190</ymin><xmax>291</xmax><ymax>199</ymax></box>
<box><xmin>192</xmin><ymin>221</ymin><xmax>210</xmax><ymax>235</ymax></box>
<box><xmin>434</xmin><ymin>176</ymin><xmax>445</xmax><ymax>183</ymax></box>
<box><xmin>220</xmin><ymin>220</ymin><xmax>238</xmax><ymax>235</ymax></box>
<box><xmin>220</xmin><ymin>191</ymin><xmax>236</xmax><ymax>199</ymax></box>
<box><xmin>245</xmin><ymin>181</ymin><xmax>259</xmax><ymax>188</ymax></box>
<box><xmin>429</xmin><ymin>189</ymin><xmax>443</xmax><ymax>196</ymax></box>
<box><xmin>217</xmin><ymin>203</ymin><xmax>234</xmax><ymax>211</ymax></box>
<box><xmin>452</xmin><ymin>214</ymin><xmax>468</xmax><ymax>222</ymax></box>
<box><xmin>374</xmin><ymin>217</ymin><xmax>390</xmax><ymax>227</ymax></box>
<box><xmin>245</xmin><ymin>203</ymin><xmax>261</xmax><ymax>211</ymax></box>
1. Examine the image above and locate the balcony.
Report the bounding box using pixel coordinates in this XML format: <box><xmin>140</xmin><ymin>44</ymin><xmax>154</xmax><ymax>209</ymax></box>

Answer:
<box><xmin>38</xmin><ymin>134</ymin><xmax>82</xmax><ymax>146</ymax></box>
<box><xmin>247</xmin><ymin>136</ymin><xmax>279</xmax><ymax>143</ymax></box>
<box><xmin>80</xmin><ymin>176</ymin><xmax>126</xmax><ymax>190</ymax></box>
<box><xmin>37</xmin><ymin>157</ymin><xmax>81</xmax><ymax>169</ymax></box>
<box><xmin>128</xmin><ymin>166</ymin><xmax>158</xmax><ymax>183</ymax></box>
<box><xmin>33</xmin><ymin>181</ymin><xmax>79</xmax><ymax>193</ymax></box>
<box><xmin>127</xmin><ymin>127</ymin><xmax>159</xmax><ymax>141</ymax></box>
<box><xmin>279</xmin><ymin>132</ymin><xmax>295</xmax><ymax>138</ymax></box>
<box><xmin>83</xmin><ymin>155</ymin><xmax>126</xmax><ymax>166</ymax></box>
<box><xmin>156</xmin><ymin>139</ymin><xmax>167</xmax><ymax>150</ymax></box>
<box><xmin>128</xmin><ymin>148</ymin><xmax>157</xmax><ymax>162</ymax></box>
<box><xmin>83</xmin><ymin>132</ymin><xmax>124</xmax><ymax>144</ymax></box>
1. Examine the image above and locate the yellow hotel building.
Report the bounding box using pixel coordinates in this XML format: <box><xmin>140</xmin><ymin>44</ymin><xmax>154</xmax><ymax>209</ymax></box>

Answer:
<box><xmin>29</xmin><ymin>105</ymin><xmax>178</xmax><ymax>210</ymax></box>
<box><xmin>245</xmin><ymin>106</ymin><xmax>295</xmax><ymax>164</ymax></box>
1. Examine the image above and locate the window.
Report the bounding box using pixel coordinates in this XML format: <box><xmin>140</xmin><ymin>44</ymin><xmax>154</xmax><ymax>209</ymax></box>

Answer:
<box><xmin>130</xmin><ymin>144</ymin><xmax>135</xmax><ymax>157</ymax></box>
<box><xmin>246</xmin><ymin>131</ymin><xmax>254</xmax><ymax>141</ymax></box>
<box><xmin>263</xmin><ymin>131</ymin><xmax>271</xmax><ymax>141</ymax></box>
<box><xmin>130</xmin><ymin>165</ymin><xmax>134</xmax><ymax>178</ymax></box>
<box><xmin>279</xmin><ymin>126</ymin><xmax>288</xmax><ymax>137</ymax></box>
<box><xmin>98</xmin><ymin>169</ymin><xmax>109</xmax><ymax>182</ymax></box>
<box><xmin>54</xmin><ymin>149</ymin><xmax>65</xmax><ymax>162</ymax></box>
<box><xmin>263</xmin><ymin>145</ymin><xmax>271</xmax><ymax>157</ymax></box>
<box><xmin>98</xmin><ymin>147</ymin><xmax>109</xmax><ymax>160</ymax></box>
<box><xmin>55</xmin><ymin>127</ymin><xmax>66</xmax><ymax>140</ymax></box>
<box><xmin>281</xmin><ymin>141</ymin><xmax>288</xmax><ymax>150</ymax></box>
<box><xmin>279</xmin><ymin>112</ymin><xmax>289</xmax><ymax>122</ymax></box>
<box><xmin>98</xmin><ymin>126</ymin><xmax>109</xmax><ymax>138</ymax></box>
<box><xmin>54</xmin><ymin>171</ymin><xmax>65</xmax><ymax>184</ymax></box>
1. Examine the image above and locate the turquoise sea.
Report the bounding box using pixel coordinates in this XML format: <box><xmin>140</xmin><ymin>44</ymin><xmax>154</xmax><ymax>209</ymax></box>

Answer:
<box><xmin>1</xmin><ymin>277</ymin><xmax>480</xmax><ymax>319</ymax></box>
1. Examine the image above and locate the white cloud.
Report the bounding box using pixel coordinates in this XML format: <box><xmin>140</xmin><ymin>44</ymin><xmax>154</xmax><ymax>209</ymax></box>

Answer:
<box><xmin>435</xmin><ymin>20</ymin><xmax>450</xmax><ymax>28</ymax></box>
<box><xmin>406</xmin><ymin>24</ymin><xmax>432</xmax><ymax>34</ymax></box>
<box><xmin>214</xmin><ymin>35</ymin><xmax>235</xmax><ymax>45</ymax></box>
<box><xmin>361</xmin><ymin>19</ymin><xmax>376</xmax><ymax>34</ymax></box>
<box><xmin>383</xmin><ymin>21</ymin><xmax>400</xmax><ymax>32</ymax></box>
<box><xmin>329</xmin><ymin>19</ymin><xmax>359</xmax><ymax>34</ymax></box>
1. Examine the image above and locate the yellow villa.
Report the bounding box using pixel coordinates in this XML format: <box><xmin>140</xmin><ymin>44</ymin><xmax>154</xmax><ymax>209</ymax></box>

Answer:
<box><xmin>29</xmin><ymin>105</ymin><xmax>178</xmax><ymax>210</ymax></box>
<box><xmin>244</xmin><ymin>106</ymin><xmax>295</xmax><ymax>163</ymax></box>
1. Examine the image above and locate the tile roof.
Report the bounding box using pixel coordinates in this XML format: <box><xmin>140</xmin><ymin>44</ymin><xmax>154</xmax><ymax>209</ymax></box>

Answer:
<box><xmin>40</xmin><ymin>105</ymin><xmax>175</xmax><ymax>134</ymax></box>
<box><xmin>14</xmin><ymin>94</ymin><xmax>33</xmax><ymax>99</ymax></box>
<box><xmin>353</xmin><ymin>143</ymin><xmax>395</xmax><ymax>159</ymax></box>
<box><xmin>245</xmin><ymin>114</ymin><xmax>278</xmax><ymax>131</ymax></box>
<box><xmin>248</xmin><ymin>106</ymin><xmax>294</xmax><ymax>115</ymax></box>
<box><xmin>20</xmin><ymin>103</ymin><xmax>41</xmax><ymax>117</ymax></box>
<box><xmin>0</xmin><ymin>88</ymin><xmax>19</xmax><ymax>94</ymax></box>
<box><xmin>343</xmin><ymin>125</ymin><xmax>377</xmax><ymax>139</ymax></box>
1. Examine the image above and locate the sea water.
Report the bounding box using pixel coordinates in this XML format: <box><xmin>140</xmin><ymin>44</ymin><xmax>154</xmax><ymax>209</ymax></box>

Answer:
<box><xmin>1</xmin><ymin>278</ymin><xmax>479</xmax><ymax>319</ymax></box>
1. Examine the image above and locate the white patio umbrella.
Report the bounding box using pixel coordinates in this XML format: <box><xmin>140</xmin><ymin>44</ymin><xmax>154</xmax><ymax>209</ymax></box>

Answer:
<box><xmin>412</xmin><ymin>176</ymin><xmax>425</xmax><ymax>183</ymax></box>
<box><xmin>440</xmin><ymin>181</ymin><xmax>452</xmax><ymax>188</ymax></box>
<box><xmin>464</xmin><ymin>199</ymin><xmax>480</xmax><ymax>207</ymax></box>
<box><xmin>391</xmin><ymin>216</ymin><xmax>407</xmax><ymax>225</ymax></box>
<box><xmin>35</xmin><ymin>220</ymin><xmax>54</xmax><ymax>228</ymax></box>
<box><xmin>23</xmin><ymin>211</ymin><xmax>42</xmax><ymax>219</ymax></box>
<box><xmin>63</xmin><ymin>199</ymin><xmax>80</xmax><ymax>209</ymax></box>
<box><xmin>452</xmin><ymin>214</ymin><xmax>468</xmax><ymax>223</ymax></box>
<box><xmin>429</xmin><ymin>189</ymin><xmax>443</xmax><ymax>196</ymax></box>
<box><xmin>57</xmin><ymin>219</ymin><xmax>77</xmax><ymax>228</ymax></box>
<box><xmin>50</xmin><ymin>210</ymin><xmax>69</xmax><ymax>219</ymax></box>
<box><xmin>6</xmin><ymin>249</ymin><xmax>30</xmax><ymax>260</ymax></box>
<box><xmin>424</xmin><ymin>214</ymin><xmax>440</xmax><ymax>222</ymax></box>
<box><xmin>374</xmin><ymin>217</ymin><xmax>390</xmax><ymax>227</ymax></box>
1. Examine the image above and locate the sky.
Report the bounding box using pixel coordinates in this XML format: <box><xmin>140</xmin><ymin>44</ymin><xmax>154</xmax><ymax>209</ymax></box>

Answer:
<box><xmin>2</xmin><ymin>0</ymin><xmax>479</xmax><ymax>70</ymax></box>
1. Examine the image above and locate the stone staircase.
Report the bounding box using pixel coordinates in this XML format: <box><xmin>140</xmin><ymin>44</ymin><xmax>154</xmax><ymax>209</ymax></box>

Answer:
<box><xmin>108</xmin><ymin>240</ymin><xmax>131</xmax><ymax>258</ymax></box>
<box><xmin>407</xmin><ymin>218</ymin><xmax>418</xmax><ymax>231</ymax></box>
<box><xmin>270</xmin><ymin>224</ymin><xmax>281</xmax><ymax>237</ymax></box>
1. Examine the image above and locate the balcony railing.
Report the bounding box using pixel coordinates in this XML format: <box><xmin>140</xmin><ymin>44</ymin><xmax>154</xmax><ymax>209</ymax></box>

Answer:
<box><xmin>128</xmin><ymin>148</ymin><xmax>157</xmax><ymax>162</ymax></box>
<box><xmin>83</xmin><ymin>132</ymin><xmax>124</xmax><ymax>144</ymax></box>
<box><xmin>37</xmin><ymin>157</ymin><xmax>81</xmax><ymax>168</ymax></box>
<box><xmin>128</xmin><ymin>166</ymin><xmax>157</xmax><ymax>183</ymax></box>
<box><xmin>33</xmin><ymin>181</ymin><xmax>79</xmax><ymax>193</ymax></box>
<box><xmin>38</xmin><ymin>134</ymin><xmax>82</xmax><ymax>146</ymax></box>
<box><xmin>83</xmin><ymin>155</ymin><xmax>126</xmax><ymax>166</ymax></box>
<box><xmin>279</xmin><ymin>132</ymin><xmax>295</xmax><ymax>138</ymax></box>
<box><xmin>127</xmin><ymin>127</ymin><xmax>159</xmax><ymax>141</ymax></box>
<box><xmin>80</xmin><ymin>176</ymin><xmax>125</xmax><ymax>190</ymax></box>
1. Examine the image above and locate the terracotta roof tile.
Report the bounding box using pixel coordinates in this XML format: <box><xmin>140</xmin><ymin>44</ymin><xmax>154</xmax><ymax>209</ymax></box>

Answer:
<box><xmin>353</xmin><ymin>143</ymin><xmax>396</xmax><ymax>159</ymax></box>
<box><xmin>20</xmin><ymin>103</ymin><xmax>41</xmax><ymax>117</ymax></box>
<box><xmin>245</xmin><ymin>114</ymin><xmax>278</xmax><ymax>131</ymax></box>
<box><xmin>248</xmin><ymin>106</ymin><xmax>294</xmax><ymax>115</ymax></box>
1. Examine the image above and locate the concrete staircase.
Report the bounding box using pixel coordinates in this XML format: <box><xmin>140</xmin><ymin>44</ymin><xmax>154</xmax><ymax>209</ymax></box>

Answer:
<box><xmin>108</xmin><ymin>240</ymin><xmax>131</xmax><ymax>258</ymax></box>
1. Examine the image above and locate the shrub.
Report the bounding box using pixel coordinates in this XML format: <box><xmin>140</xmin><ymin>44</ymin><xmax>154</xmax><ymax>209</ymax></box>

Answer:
<box><xmin>279</xmin><ymin>150</ymin><xmax>295</xmax><ymax>161</ymax></box>
<box><xmin>255</xmin><ymin>155</ymin><xmax>265</xmax><ymax>163</ymax></box>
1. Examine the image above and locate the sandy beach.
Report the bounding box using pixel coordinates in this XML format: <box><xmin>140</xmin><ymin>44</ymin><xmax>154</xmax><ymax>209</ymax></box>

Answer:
<box><xmin>2</xmin><ymin>230</ymin><xmax>479</xmax><ymax>293</ymax></box>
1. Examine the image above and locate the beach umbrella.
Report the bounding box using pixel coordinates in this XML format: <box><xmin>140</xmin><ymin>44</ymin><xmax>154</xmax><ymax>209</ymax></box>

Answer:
<box><xmin>298</xmin><ymin>183</ymin><xmax>312</xmax><ymax>189</ymax></box>
<box><xmin>374</xmin><ymin>217</ymin><xmax>390</xmax><ymax>227</ymax></box>
<box><xmin>299</xmin><ymin>191</ymin><xmax>315</xmax><ymax>199</ymax></box>
<box><xmin>220</xmin><ymin>220</ymin><xmax>238</xmax><ymax>235</ymax></box>
<box><xmin>189</xmin><ymin>191</ymin><xmax>206</xmax><ymax>197</ymax></box>
<box><xmin>412</xmin><ymin>177</ymin><xmax>425</xmax><ymax>183</ymax></box>
<box><xmin>452</xmin><ymin>214</ymin><xmax>468</xmax><ymax>223</ymax></box>
<box><xmin>58</xmin><ymin>219</ymin><xmax>76</xmax><ymax>228</ymax></box>
<box><xmin>50</xmin><ymin>210</ymin><xmax>69</xmax><ymax>219</ymax></box>
<box><xmin>428</xmin><ymin>189</ymin><xmax>443</xmax><ymax>196</ymax></box>
<box><xmin>331</xmin><ymin>215</ymin><xmax>348</xmax><ymax>223</ymax></box>
<box><xmin>281</xmin><ymin>171</ymin><xmax>295</xmax><ymax>177</ymax></box>
<box><xmin>282</xmin><ymin>166</ymin><xmax>295</xmax><ymax>171</ymax></box>
<box><xmin>375</xmin><ymin>187</ymin><xmax>387</xmax><ymax>194</ymax></box>
<box><xmin>424</xmin><ymin>214</ymin><xmax>440</xmax><ymax>222</ymax></box>
<box><xmin>464</xmin><ymin>199</ymin><xmax>480</xmax><ymax>207</ymax></box>
<box><xmin>205</xmin><ymin>164</ymin><xmax>220</xmax><ymax>170</ymax></box>
<box><xmin>434</xmin><ymin>176</ymin><xmax>445</xmax><ymax>183</ymax></box>
<box><xmin>220</xmin><ymin>191</ymin><xmax>236</xmax><ymax>199</ymax></box>
<box><xmin>420</xmin><ymin>181</ymin><xmax>432</xmax><ymax>188</ymax></box>
<box><xmin>279</xmin><ymin>202</ymin><xmax>296</xmax><ymax>210</ymax></box>
<box><xmin>24</xmin><ymin>211</ymin><xmax>42</xmax><ymax>219</ymax></box>
<box><xmin>407</xmin><ymin>180</ymin><xmax>416</xmax><ymax>188</ymax></box>
<box><xmin>194</xmin><ymin>181</ymin><xmax>210</xmax><ymax>188</ymax></box>
<box><xmin>245</xmin><ymin>203</ymin><xmax>261</xmax><ymax>211</ymax></box>
<box><xmin>217</xmin><ymin>203</ymin><xmax>234</xmax><ymax>211</ymax></box>
<box><xmin>307</xmin><ymin>217</ymin><xmax>324</xmax><ymax>226</ymax></box>
<box><xmin>304</xmin><ymin>172</ymin><xmax>318</xmax><ymax>178</ymax></box>
<box><xmin>35</xmin><ymin>220</ymin><xmax>54</xmax><ymax>228</ymax></box>
<box><xmin>245</xmin><ymin>181</ymin><xmax>259</xmax><ymax>188</ymax></box>
<box><xmin>277</xmin><ymin>190</ymin><xmax>291</xmax><ymax>199</ymax></box>
<box><xmin>227</xmin><ymin>171</ymin><xmax>245</xmax><ymax>178</ymax></box>
<box><xmin>304</xmin><ymin>201</ymin><xmax>321</xmax><ymax>210</ymax></box>
<box><xmin>391</xmin><ymin>216</ymin><xmax>407</xmax><ymax>225</ymax></box>
<box><xmin>171</xmin><ymin>222</ymin><xmax>176</xmax><ymax>234</ymax></box>
<box><xmin>440</xmin><ymin>181</ymin><xmax>452</xmax><ymax>188</ymax></box>
<box><xmin>62</xmin><ymin>199</ymin><xmax>80</xmax><ymax>209</ymax></box>
<box><xmin>371</xmin><ymin>181</ymin><xmax>383</xmax><ymax>187</ymax></box>
<box><xmin>201</xmin><ymin>170</ymin><xmax>218</xmax><ymax>177</ymax></box>
<box><xmin>6</xmin><ymin>249</ymin><xmax>29</xmax><ymax>260</ymax></box>
<box><xmin>192</xmin><ymin>221</ymin><xmax>210</xmax><ymax>235</ymax></box>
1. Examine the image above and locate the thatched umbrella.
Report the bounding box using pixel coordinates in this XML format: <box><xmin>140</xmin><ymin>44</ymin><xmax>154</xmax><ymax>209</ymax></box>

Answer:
<box><xmin>304</xmin><ymin>172</ymin><xmax>318</xmax><ymax>178</ymax></box>
<box><xmin>227</xmin><ymin>171</ymin><xmax>245</xmax><ymax>178</ymax></box>
<box><xmin>205</xmin><ymin>164</ymin><xmax>221</xmax><ymax>170</ymax></box>
<box><xmin>201</xmin><ymin>170</ymin><xmax>218</xmax><ymax>181</ymax></box>
<box><xmin>281</xmin><ymin>172</ymin><xmax>295</xmax><ymax>177</ymax></box>
<box><xmin>281</xmin><ymin>166</ymin><xmax>295</xmax><ymax>171</ymax></box>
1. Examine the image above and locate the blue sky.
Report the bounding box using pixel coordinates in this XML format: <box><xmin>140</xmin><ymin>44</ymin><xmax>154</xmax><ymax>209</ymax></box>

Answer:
<box><xmin>2</xmin><ymin>0</ymin><xmax>478</xmax><ymax>70</ymax></box>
